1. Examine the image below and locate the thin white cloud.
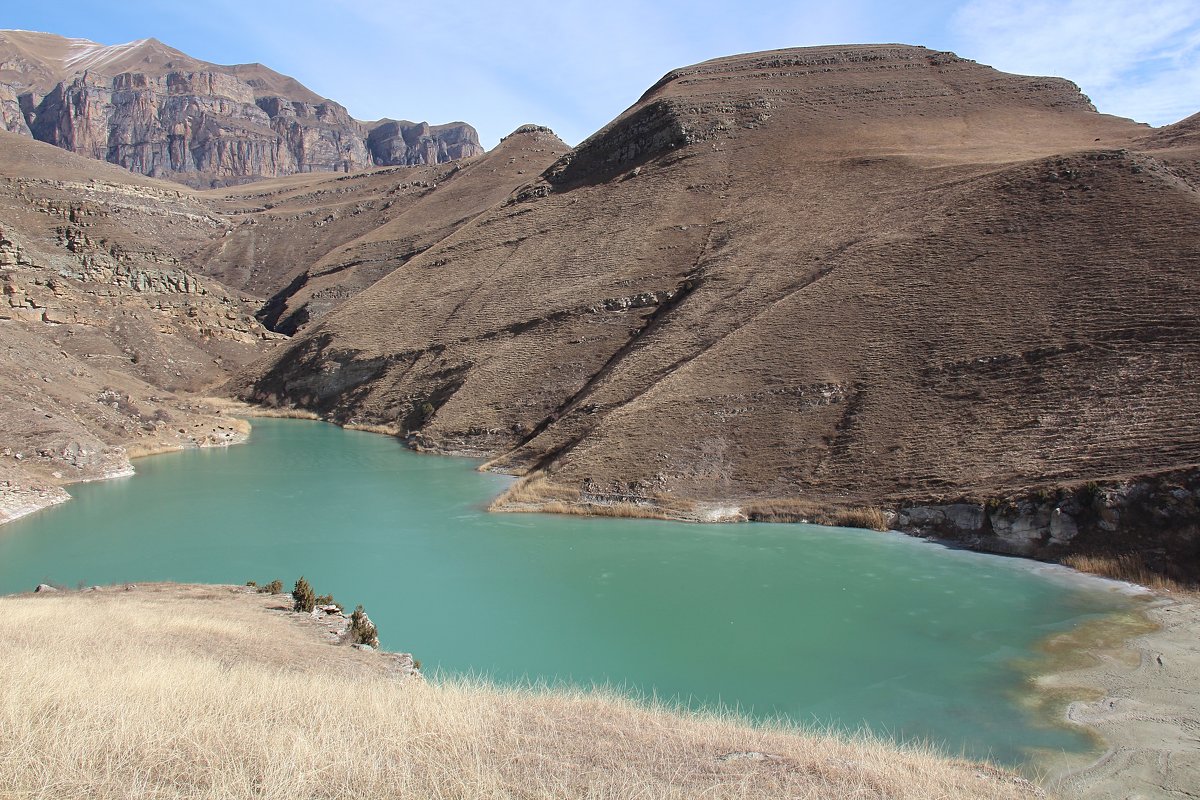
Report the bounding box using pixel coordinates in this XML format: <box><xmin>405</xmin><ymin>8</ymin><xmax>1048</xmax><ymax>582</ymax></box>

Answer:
<box><xmin>952</xmin><ymin>0</ymin><xmax>1200</xmax><ymax>125</ymax></box>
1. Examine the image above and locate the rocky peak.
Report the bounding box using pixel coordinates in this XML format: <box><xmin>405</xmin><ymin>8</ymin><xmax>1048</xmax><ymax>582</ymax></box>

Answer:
<box><xmin>366</xmin><ymin>119</ymin><xmax>484</xmax><ymax>167</ymax></box>
<box><xmin>0</xmin><ymin>30</ymin><xmax>487</xmax><ymax>186</ymax></box>
<box><xmin>501</xmin><ymin>124</ymin><xmax>560</xmax><ymax>141</ymax></box>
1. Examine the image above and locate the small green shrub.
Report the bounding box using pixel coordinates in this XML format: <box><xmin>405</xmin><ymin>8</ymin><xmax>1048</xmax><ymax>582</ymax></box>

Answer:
<box><xmin>349</xmin><ymin>605</ymin><xmax>379</xmax><ymax>647</ymax></box>
<box><xmin>262</xmin><ymin>579</ymin><xmax>283</xmax><ymax>594</ymax></box>
<box><xmin>316</xmin><ymin>593</ymin><xmax>335</xmax><ymax>606</ymax></box>
<box><xmin>292</xmin><ymin>576</ymin><xmax>316</xmax><ymax>613</ymax></box>
<box><xmin>245</xmin><ymin>580</ymin><xmax>257</xmax><ymax>588</ymax></box>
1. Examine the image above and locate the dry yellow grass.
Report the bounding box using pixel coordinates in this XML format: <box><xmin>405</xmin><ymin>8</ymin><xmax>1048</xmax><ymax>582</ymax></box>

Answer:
<box><xmin>741</xmin><ymin>499</ymin><xmax>891</xmax><ymax>531</ymax></box>
<box><xmin>491</xmin><ymin>477</ymin><xmax>896</xmax><ymax>531</ymax></box>
<box><xmin>490</xmin><ymin>476</ymin><xmax>696</xmax><ymax>520</ymax></box>
<box><xmin>1061</xmin><ymin>553</ymin><xmax>1198</xmax><ymax>596</ymax></box>
<box><xmin>0</xmin><ymin>584</ymin><xmax>1043</xmax><ymax>800</ymax></box>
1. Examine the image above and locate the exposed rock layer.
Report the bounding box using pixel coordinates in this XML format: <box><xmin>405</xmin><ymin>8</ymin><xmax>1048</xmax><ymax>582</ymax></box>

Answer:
<box><xmin>0</xmin><ymin>30</ymin><xmax>483</xmax><ymax>187</ymax></box>
<box><xmin>0</xmin><ymin>131</ymin><xmax>276</xmax><ymax>520</ymax></box>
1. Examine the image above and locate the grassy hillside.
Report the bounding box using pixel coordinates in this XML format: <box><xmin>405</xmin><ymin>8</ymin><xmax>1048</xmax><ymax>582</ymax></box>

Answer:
<box><xmin>0</xmin><ymin>584</ymin><xmax>1042</xmax><ymax>799</ymax></box>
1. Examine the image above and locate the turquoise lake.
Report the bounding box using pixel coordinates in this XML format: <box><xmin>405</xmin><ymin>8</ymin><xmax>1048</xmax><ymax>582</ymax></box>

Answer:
<box><xmin>0</xmin><ymin>418</ymin><xmax>1134</xmax><ymax>765</ymax></box>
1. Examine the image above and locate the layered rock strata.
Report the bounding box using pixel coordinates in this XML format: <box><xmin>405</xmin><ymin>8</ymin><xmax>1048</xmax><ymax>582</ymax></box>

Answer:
<box><xmin>0</xmin><ymin>131</ymin><xmax>272</xmax><ymax>520</ymax></box>
<box><xmin>0</xmin><ymin>30</ymin><xmax>484</xmax><ymax>187</ymax></box>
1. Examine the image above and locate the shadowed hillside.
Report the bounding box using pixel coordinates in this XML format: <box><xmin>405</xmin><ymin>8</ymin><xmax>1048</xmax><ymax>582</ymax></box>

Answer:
<box><xmin>197</xmin><ymin>125</ymin><xmax>569</xmax><ymax>332</ymax></box>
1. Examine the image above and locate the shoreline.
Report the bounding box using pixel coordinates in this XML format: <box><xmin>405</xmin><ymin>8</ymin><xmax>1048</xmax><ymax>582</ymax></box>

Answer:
<box><xmin>0</xmin><ymin>402</ymin><xmax>252</xmax><ymax>528</ymax></box>
<box><xmin>1035</xmin><ymin>593</ymin><xmax>1200</xmax><ymax>798</ymax></box>
<box><xmin>6</xmin><ymin>409</ymin><xmax>1198</xmax><ymax>798</ymax></box>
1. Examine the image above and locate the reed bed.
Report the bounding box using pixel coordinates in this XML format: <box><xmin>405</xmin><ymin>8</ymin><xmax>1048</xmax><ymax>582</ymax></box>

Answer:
<box><xmin>741</xmin><ymin>499</ymin><xmax>890</xmax><ymax>531</ymax></box>
<box><xmin>1061</xmin><ymin>552</ymin><xmax>1198</xmax><ymax>595</ymax></box>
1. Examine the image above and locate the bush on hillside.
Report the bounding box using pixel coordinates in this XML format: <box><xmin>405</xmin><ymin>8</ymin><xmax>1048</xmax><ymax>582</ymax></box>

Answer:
<box><xmin>292</xmin><ymin>577</ymin><xmax>316</xmax><ymax>613</ymax></box>
<box><xmin>350</xmin><ymin>605</ymin><xmax>379</xmax><ymax>647</ymax></box>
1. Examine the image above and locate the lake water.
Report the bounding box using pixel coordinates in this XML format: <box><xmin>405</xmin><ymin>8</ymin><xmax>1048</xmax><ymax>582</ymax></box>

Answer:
<box><xmin>0</xmin><ymin>418</ymin><xmax>1134</xmax><ymax>765</ymax></box>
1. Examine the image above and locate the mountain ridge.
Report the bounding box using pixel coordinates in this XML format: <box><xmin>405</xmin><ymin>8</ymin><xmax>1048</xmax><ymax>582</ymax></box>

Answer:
<box><xmin>0</xmin><ymin>30</ymin><xmax>485</xmax><ymax>186</ymax></box>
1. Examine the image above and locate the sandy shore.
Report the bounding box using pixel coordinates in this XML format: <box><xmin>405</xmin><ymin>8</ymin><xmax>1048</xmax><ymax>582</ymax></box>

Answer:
<box><xmin>1039</xmin><ymin>594</ymin><xmax>1200</xmax><ymax>799</ymax></box>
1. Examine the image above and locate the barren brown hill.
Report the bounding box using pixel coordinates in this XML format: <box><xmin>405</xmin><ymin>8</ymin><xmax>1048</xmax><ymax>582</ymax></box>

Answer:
<box><xmin>198</xmin><ymin>124</ymin><xmax>569</xmax><ymax>332</ymax></box>
<box><xmin>0</xmin><ymin>30</ymin><xmax>485</xmax><ymax>186</ymax></box>
<box><xmin>232</xmin><ymin>45</ymin><xmax>1200</xmax><ymax>575</ymax></box>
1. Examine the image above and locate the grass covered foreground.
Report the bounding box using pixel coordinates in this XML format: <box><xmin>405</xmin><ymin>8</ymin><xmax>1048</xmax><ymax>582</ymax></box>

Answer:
<box><xmin>0</xmin><ymin>583</ymin><xmax>1044</xmax><ymax>799</ymax></box>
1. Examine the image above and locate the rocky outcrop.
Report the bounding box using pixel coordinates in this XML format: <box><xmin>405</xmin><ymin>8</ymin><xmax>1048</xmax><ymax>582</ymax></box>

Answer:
<box><xmin>0</xmin><ymin>130</ymin><xmax>273</xmax><ymax>523</ymax></box>
<box><xmin>23</xmin><ymin>71</ymin><xmax>480</xmax><ymax>187</ymax></box>
<box><xmin>366</xmin><ymin>120</ymin><xmax>484</xmax><ymax>166</ymax></box>
<box><xmin>893</xmin><ymin>471</ymin><xmax>1200</xmax><ymax>581</ymax></box>
<box><xmin>3</xmin><ymin>31</ymin><xmax>484</xmax><ymax>186</ymax></box>
<box><xmin>0</xmin><ymin>82</ymin><xmax>29</xmax><ymax>135</ymax></box>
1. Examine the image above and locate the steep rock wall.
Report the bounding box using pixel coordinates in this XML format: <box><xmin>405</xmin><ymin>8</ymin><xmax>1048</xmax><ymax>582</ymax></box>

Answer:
<box><xmin>23</xmin><ymin>70</ymin><xmax>481</xmax><ymax>186</ymax></box>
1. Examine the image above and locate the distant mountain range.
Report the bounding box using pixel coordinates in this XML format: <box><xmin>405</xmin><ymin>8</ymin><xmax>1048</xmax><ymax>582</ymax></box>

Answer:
<box><xmin>0</xmin><ymin>30</ymin><xmax>483</xmax><ymax>187</ymax></box>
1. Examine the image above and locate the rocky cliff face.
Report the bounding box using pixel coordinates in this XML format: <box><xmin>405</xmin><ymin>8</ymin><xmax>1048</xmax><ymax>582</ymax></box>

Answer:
<box><xmin>366</xmin><ymin>120</ymin><xmax>485</xmax><ymax>166</ymax></box>
<box><xmin>2</xmin><ymin>30</ymin><xmax>484</xmax><ymax>187</ymax></box>
<box><xmin>0</xmin><ymin>82</ymin><xmax>28</xmax><ymax>134</ymax></box>
<box><xmin>26</xmin><ymin>72</ymin><xmax>374</xmax><ymax>185</ymax></box>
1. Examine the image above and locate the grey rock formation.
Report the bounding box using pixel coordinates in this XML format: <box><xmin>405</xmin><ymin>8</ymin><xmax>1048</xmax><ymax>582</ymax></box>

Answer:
<box><xmin>893</xmin><ymin>471</ymin><xmax>1199</xmax><ymax>580</ymax></box>
<box><xmin>367</xmin><ymin>120</ymin><xmax>483</xmax><ymax>166</ymax></box>
<box><xmin>3</xmin><ymin>31</ymin><xmax>484</xmax><ymax>186</ymax></box>
<box><xmin>0</xmin><ymin>82</ymin><xmax>29</xmax><ymax>135</ymax></box>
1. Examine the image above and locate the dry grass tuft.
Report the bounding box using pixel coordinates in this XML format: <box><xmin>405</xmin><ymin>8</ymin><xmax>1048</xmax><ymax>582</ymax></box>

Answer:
<box><xmin>830</xmin><ymin>506</ymin><xmax>890</xmax><ymax>531</ymax></box>
<box><xmin>0</xmin><ymin>584</ymin><xmax>1042</xmax><ymax>800</ymax></box>
<box><xmin>495</xmin><ymin>482</ymin><xmax>893</xmax><ymax>530</ymax></box>
<box><xmin>743</xmin><ymin>499</ymin><xmax>891</xmax><ymax>531</ymax></box>
<box><xmin>1061</xmin><ymin>553</ymin><xmax>1198</xmax><ymax>595</ymax></box>
<box><xmin>343</xmin><ymin>421</ymin><xmax>403</xmax><ymax>436</ymax></box>
<box><xmin>490</xmin><ymin>476</ymin><xmax>694</xmax><ymax>521</ymax></box>
<box><xmin>490</xmin><ymin>475</ymin><xmax>581</xmax><ymax>509</ymax></box>
<box><xmin>206</xmin><ymin>398</ymin><xmax>322</xmax><ymax>420</ymax></box>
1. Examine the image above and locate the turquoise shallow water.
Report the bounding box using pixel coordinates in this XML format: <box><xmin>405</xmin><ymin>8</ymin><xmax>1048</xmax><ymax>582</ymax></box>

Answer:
<box><xmin>0</xmin><ymin>418</ymin><xmax>1132</xmax><ymax>764</ymax></box>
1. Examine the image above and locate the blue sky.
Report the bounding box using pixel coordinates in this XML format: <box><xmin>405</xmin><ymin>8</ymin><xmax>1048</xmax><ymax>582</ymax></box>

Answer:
<box><xmin>4</xmin><ymin>0</ymin><xmax>1197</xmax><ymax>146</ymax></box>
